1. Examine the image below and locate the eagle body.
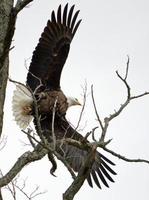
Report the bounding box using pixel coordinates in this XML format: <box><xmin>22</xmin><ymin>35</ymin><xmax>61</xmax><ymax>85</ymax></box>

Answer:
<box><xmin>12</xmin><ymin>4</ymin><xmax>117</xmax><ymax>189</ymax></box>
<box><xmin>36</xmin><ymin>90</ymin><xmax>68</xmax><ymax>116</ymax></box>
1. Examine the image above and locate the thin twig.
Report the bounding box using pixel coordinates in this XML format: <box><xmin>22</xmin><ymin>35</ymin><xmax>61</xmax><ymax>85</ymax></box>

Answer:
<box><xmin>124</xmin><ymin>55</ymin><xmax>130</xmax><ymax>80</ymax></box>
<box><xmin>0</xmin><ymin>144</ymin><xmax>48</xmax><ymax>188</ymax></box>
<box><xmin>116</xmin><ymin>70</ymin><xmax>131</xmax><ymax>99</ymax></box>
<box><xmin>54</xmin><ymin>151</ymin><xmax>76</xmax><ymax>180</ymax></box>
<box><xmin>51</xmin><ymin>98</ymin><xmax>58</xmax><ymax>150</ymax></box>
<box><xmin>14</xmin><ymin>183</ymin><xmax>46</xmax><ymax>199</ymax></box>
<box><xmin>91</xmin><ymin>127</ymin><xmax>98</xmax><ymax>142</ymax></box>
<box><xmin>22</xmin><ymin>129</ymin><xmax>37</xmax><ymax>148</ymax></box>
<box><xmin>91</xmin><ymin>85</ymin><xmax>104</xmax><ymax>131</ymax></box>
<box><xmin>0</xmin><ymin>171</ymin><xmax>19</xmax><ymax>200</ymax></box>
<box><xmin>75</xmin><ymin>83</ymin><xmax>87</xmax><ymax>131</ymax></box>
<box><xmin>107</xmin><ymin>57</ymin><xmax>149</xmax><ymax>124</ymax></box>
<box><xmin>31</xmin><ymin>90</ymin><xmax>46</xmax><ymax>145</ymax></box>
<box><xmin>84</xmin><ymin>126</ymin><xmax>98</xmax><ymax>140</ymax></box>
<box><xmin>22</xmin><ymin>129</ymin><xmax>76</xmax><ymax>179</ymax></box>
<box><xmin>9</xmin><ymin>78</ymin><xmax>28</xmax><ymax>90</ymax></box>
<box><xmin>24</xmin><ymin>58</ymin><xmax>43</xmax><ymax>94</ymax></box>
<box><xmin>103</xmin><ymin>147</ymin><xmax>149</xmax><ymax>164</ymax></box>
<box><xmin>0</xmin><ymin>135</ymin><xmax>7</xmax><ymax>151</ymax></box>
<box><xmin>130</xmin><ymin>92</ymin><xmax>149</xmax><ymax>100</ymax></box>
<box><xmin>105</xmin><ymin>57</ymin><xmax>149</xmax><ymax>129</ymax></box>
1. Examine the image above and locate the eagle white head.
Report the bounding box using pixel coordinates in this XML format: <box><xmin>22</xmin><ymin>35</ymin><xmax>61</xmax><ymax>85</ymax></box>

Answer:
<box><xmin>12</xmin><ymin>85</ymin><xmax>81</xmax><ymax>130</ymax></box>
<box><xmin>67</xmin><ymin>97</ymin><xmax>81</xmax><ymax>107</ymax></box>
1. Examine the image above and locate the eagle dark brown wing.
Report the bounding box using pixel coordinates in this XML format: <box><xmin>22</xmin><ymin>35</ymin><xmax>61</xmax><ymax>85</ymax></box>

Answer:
<box><xmin>62</xmin><ymin>144</ymin><xmax>116</xmax><ymax>188</ymax></box>
<box><xmin>26</xmin><ymin>4</ymin><xmax>81</xmax><ymax>92</ymax></box>
<box><xmin>57</xmin><ymin>117</ymin><xmax>116</xmax><ymax>189</ymax></box>
<box><xmin>39</xmin><ymin>115</ymin><xmax>117</xmax><ymax>189</ymax></box>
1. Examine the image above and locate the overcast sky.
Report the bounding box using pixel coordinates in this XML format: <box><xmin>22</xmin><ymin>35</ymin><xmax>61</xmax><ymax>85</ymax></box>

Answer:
<box><xmin>1</xmin><ymin>0</ymin><xmax>149</xmax><ymax>199</ymax></box>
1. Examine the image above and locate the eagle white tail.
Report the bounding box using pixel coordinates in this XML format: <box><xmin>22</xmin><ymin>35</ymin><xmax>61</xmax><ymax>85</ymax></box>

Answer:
<box><xmin>12</xmin><ymin>84</ymin><xmax>33</xmax><ymax>130</ymax></box>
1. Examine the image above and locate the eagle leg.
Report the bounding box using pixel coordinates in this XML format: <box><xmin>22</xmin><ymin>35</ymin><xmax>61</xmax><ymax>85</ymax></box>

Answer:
<box><xmin>48</xmin><ymin>152</ymin><xmax>57</xmax><ymax>177</ymax></box>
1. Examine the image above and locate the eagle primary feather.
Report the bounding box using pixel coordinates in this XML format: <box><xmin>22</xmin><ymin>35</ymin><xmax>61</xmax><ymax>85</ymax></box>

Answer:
<box><xmin>12</xmin><ymin>4</ymin><xmax>117</xmax><ymax>189</ymax></box>
<box><xmin>26</xmin><ymin>3</ymin><xmax>81</xmax><ymax>91</ymax></box>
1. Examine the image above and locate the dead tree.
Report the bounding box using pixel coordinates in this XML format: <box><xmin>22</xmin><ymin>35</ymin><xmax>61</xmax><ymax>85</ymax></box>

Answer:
<box><xmin>0</xmin><ymin>1</ymin><xmax>149</xmax><ymax>200</ymax></box>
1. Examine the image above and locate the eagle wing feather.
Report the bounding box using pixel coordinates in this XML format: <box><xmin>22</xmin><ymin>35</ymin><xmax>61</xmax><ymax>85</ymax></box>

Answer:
<box><xmin>39</xmin><ymin>115</ymin><xmax>116</xmax><ymax>189</ymax></box>
<box><xmin>26</xmin><ymin>4</ymin><xmax>81</xmax><ymax>92</ymax></box>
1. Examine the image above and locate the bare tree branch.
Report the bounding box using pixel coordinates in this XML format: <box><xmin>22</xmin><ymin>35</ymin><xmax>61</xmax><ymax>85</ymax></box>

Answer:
<box><xmin>53</xmin><ymin>151</ymin><xmax>76</xmax><ymax>180</ymax></box>
<box><xmin>22</xmin><ymin>129</ymin><xmax>77</xmax><ymax>180</ymax></box>
<box><xmin>22</xmin><ymin>124</ymin><xmax>76</xmax><ymax>179</ymax></box>
<box><xmin>103</xmin><ymin>147</ymin><xmax>149</xmax><ymax>164</ymax></box>
<box><xmin>84</xmin><ymin>126</ymin><xmax>98</xmax><ymax>141</ymax></box>
<box><xmin>0</xmin><ymin>135</ymin><xmax>7</xmax><ymax>151</ymax></box>
<box><xmin>14</xmin><ymin>181</ymin><xmax>46</xmax><ymax>200</ymax></box>
<box><xmin>124</xmin><ymin>55</ymin><xmax>130</xmax><ymax>80</ymax></box>
<box><xmin>25</xmin><ymin>129</ymin><xmax>36</xmax><ymax>148</ymax></box>
<box><xmin>0</xmin><ymin>144</ymin><xmax>48</xmax><ymax>188</ymax></box>
<box><xmin>9</xmin><ymin>78</ymin><xmax>46</xmax><ymax>144</ymax></box>
<box><xmin>51</xmin><ymin>98</ymin><xmax>58</xmax><ymax>150</ymax></box>
<box><xmin>63</xmin><ymin>145</ymin><xmax>97</xmax><ymax>200</ymax></box>
<box><xmin>75</xmin><ymin>82</ymin><xmax>87</xmax><ymax>131</ymax></box>
<box><xmin>0</xmin><ymin>0</ymin><xmax>16</xmax><ymax>138</ymax></box>
<box><xmin>22</xmin><ymin>129</ymin><xmax>41</xmax><ymax>147</ymax></box>
<box><xmin>108</xmin><ymin>57</ymin><xmax>149</xmax><ymax>122</ymax></box>
<box><xmin>91</xmin><ymin>85</ymin><xmax>104</xmax><ymax>132</ymax></box>
<box><xmin>14</xmin><ymin>0</ymin><xmax>33</xmax><ymax>14</ymax></box>
<box><xmin>91</xmin><ymin>57</ymin><xmax>149</xmax><ymax>143</ymax></box>
<box><xmin>0</xmin><ymin>170</ymin><xmax>18</xmax><ymax>200</ymax></box>
<box><xmin>9</xmin><ymin>78</ymin><xmax>28</xmax><ymax>90</ymax></box>
<box><xmin>24</xmin><ymin>58</ymin><xmax>44</xmax><ymax>94</ymax></box>
<box><xmin>3</xmin><ymin>172</ymin><xmax>46</xmax><ymax>200</ymax></box>
<box><xmin>0</xmin><ymin>189</ymin><xmax>3</xmax><ymax>200</ymax></box>
<box><xmin>130</xmin><ymin>92</ymin><xmax>149</xmax><ymax>100</ymax></box>
<box><xmin>5</xmin><ymin>55</ymin><xmax>149</xmax><ymax>200</ymax></box>
<box><xmin>5</xmin><ymin>179</ymin><xmax>17</xmax><ymax>200</ymax></box>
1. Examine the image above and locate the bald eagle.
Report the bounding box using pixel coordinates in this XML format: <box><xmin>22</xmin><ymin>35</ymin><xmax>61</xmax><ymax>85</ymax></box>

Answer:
<box><xmin>12</xmin><ymin>4</ymin><xmax>116</xmax><ymax>189</ymax></box>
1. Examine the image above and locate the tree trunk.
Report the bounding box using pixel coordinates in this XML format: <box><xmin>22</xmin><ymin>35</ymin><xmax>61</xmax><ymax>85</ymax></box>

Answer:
<box><xmin>0</xmin><ymin>0</ymin><xmax>15</xmax><ymax>137</ymax></box>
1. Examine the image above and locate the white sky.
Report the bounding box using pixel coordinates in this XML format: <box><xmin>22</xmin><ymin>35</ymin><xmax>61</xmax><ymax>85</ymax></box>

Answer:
<box><xmin>1</xmin><ymin>0</ymin><xmax>149</xmax><ymax>199</ymax></box>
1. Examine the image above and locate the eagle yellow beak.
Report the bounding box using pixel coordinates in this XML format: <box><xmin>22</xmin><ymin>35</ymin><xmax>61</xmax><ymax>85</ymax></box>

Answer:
<box><xmin>67</xmin><ymin>97</ymin><xmax>82</xmax><ymax>107</ymax></box>
<box><xmin>74</xmin><ymin>98</ymin><xmax>82</xmax><ymax>106</ymax></box>
<box><xmin>76</xmin><ymin>101</ymin><xmax>82</xmax><ymax>106</ymax></box>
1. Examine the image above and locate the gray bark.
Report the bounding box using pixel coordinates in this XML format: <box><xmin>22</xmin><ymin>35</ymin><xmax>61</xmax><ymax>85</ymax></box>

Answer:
<box><xmin>0</xmin><ymin>0</ymin><xmax>15</xmax><ymax>137</ymax></box>
<box><xmin>0</xmin><ymin>189</ymin><xmax>3</xmax><ymax>200</ymax></box>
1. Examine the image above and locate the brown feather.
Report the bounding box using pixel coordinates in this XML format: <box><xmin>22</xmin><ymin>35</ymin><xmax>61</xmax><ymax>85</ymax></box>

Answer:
<box><xmin>63</xmin><ymin>3</ymin><xmax>68</xmax><ymax>26</ymax></box>
<box><xmin>34</xmin><ymin>115</ymin><xmax>117</xmax><ymax>189</ymax></box>
<box><xmin>26</xmin><ymin>4</ymin><xmax>81</xmax><ymax>92</ymax></box>
<box><xmin>26</xmin><ymin>4</ymin><xmax>117</xmax><ymax>189</ymax></box>
<box><xmin>36</xmin><ymin>90</ymin><xmax>68</xmax><ymax>115</ymax></box>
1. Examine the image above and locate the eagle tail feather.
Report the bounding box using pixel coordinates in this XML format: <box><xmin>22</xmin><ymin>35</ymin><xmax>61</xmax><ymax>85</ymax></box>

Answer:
<box><xmin>12</xmin><ymin>84</ymin><xmax>33</xmax><ymax>129</ymax></box>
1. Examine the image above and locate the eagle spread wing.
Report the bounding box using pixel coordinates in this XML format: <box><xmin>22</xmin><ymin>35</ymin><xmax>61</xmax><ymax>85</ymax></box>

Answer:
<box><xmin>26</xmin><ymin>4</ymin><xmax>81</xmax><ymax>91</ymax></box>
<box><xmin>40</xmin><ymin>115</ymin><xmax>116</xmax><ymax>189</ymax></box>
<box><xmin>18</xmin><ymin>4</ymin><xmax>117</xmax><ymax>189</ymax></box>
